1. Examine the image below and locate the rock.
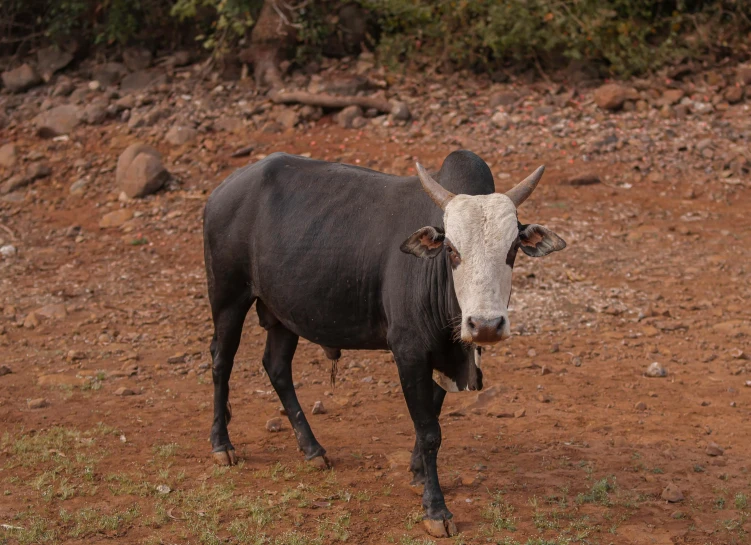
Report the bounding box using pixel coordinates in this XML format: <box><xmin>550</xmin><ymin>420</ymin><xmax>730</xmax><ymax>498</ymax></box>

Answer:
<box><xmin>156</xmin><ymin>484</ymin><xmax>171</xmax><ymax>494</ymax></box>
<box><xmin>661</xmin><ymin>483</ymin><xmax>684</xmax><ymax>503</ymax></box>
<box><xmin>336</xmin><ymin>105</ymin><xmax>363</xmax><ymax>128</ymax></box>
<box><xmin>214</xmin><ymin>116</ymin><xmax>244</xmax><ymax>134</ymax></box>
<box><xmin>563</xmin><ymin>174</ymin><xmax>600</xmax><ymax>186</ymax></box>
<box><xmin>0</xmin><ymin>245</ymin><xmax>17</xmax><ymax>258</ymax></box>
<box><xmin>27</xmin><ymin>398</ymin><xmax>49</xmax><ymax>409</ymax></box>
<box><xmin>26</xmin><ymin>162</ymin><xmax>51</xmax><ymax>182</ymax></box>
<box><xmin>491</xmin><ymin>111</ymin><xmax>510</xmax><ymax>129</ymax></box>
<box><xmin>23</xmin><ymin>312</ymin><xmax>40</xmax><ymax>328</ymax></box>
<box><xmin>489</xmin><ymin>92</ymin><xmax>518</xmax><ymax>108</ymax></box>
<box><xmin>724</xmin><ymin>86</ymin><xmax>744</xmax><ymax>104</ymax></box>
<box><xmin>738</xmin><ymin>65</ymin><xmax>751</xmax><ymax>85</ymax></box>
<box><xmin>38</xmin><ymin>374</ymin><xmax>89</xmax><ymax>387</ymax></box>
<box><xmin>120</xmin><ymin>70</ymin><xmax>166</xmax><ymax>92</ymax></box>
<box><xmin>0</xmin><ymin>175</ymin><xmax>27</xmax><ymax>195</ymax></box>
<box><xmin>37</xmin><ymin>46</ymin><xmax>74</xmax><ymax>82</ymax></box>
<box><xmin>52</xmin><ymin>77</ymin><xmax>75</xmax><ymax>97</ymax></box>
<box><xmin>661</xmin><ymin>89</ymin><xmax>684</xmax><ymax>105</ymax></box>
<box><xmin>81</xmin><ymin>101</ymin><xmax>109</xmax><ymax>125</ymax></box>
<box><xmin>69</xmin><ymin>178</ymin><xmax>87</xmax><ymax>195</ymax></box>
<box><xmin>123</xmin><ymin>47</ymin><xmax>153</xmax><ymax>71</ymax></box>
<box><xmin>99</xmin><ymin>209</ymin><xmax>134</xmax><ymax>228</ymax></box>
<box><xmin>114</xmin><ymin>387</ymin><xmax>136</xmax><ymax>396</ymax></box>
<box><xmin>1</xmin><ymin>64</ymin><xmax>41</xmax><ymax>93</ymax></box>
<box><xmin>35</xmin><ymin>304</ymin><xmax>67</xmax><ymax>320</ymax></box>
<box><xmin>312</xmin><ymin>400</ymin><xmax>326</xmax><ymax>415</ymax></box>
<box><xmin>34</xmin><ymin>105</ymin><xmax>80</xmax><ymax>138</ymax></box>
<box><xmin>0</xmin><ymin>364</ymin><xmax>12</xmax><ymax>376</ymax></box>
<box><xmin>645</xmin><ymin>362</ymin><xmax>667</xmax><ymax>378</ymax></box>
<box><xmin>514</xmin><ymin>408</ymin><xmax>526</xmax><ymax>418</ymax></box>
<box><xmin>0</xmin><ymin>143</ymin><xmax>17</xmax><ymax>168</ymax></box>
<box><xmin>536</xmin><ymin>392</ymin><xmax>550</xmax><ymax>403</ymax></box>
<box><xmin>593</xmin><ymin>83</ymin><xmax>638</xmax><ymax>110</ymax></box>
<box><xmin>389</xmin><ymin>100</ymin><xmax>411</xmax><ymax>121</ymax></box>
<box><xmin>165</xmin><ymin>125</ymin><xmax>198</xmax><ymax>146</ymax></box>
<box><xmin>706</xmin><ymin>442</ymin><xmax>724</xmax><ymax>456</ymax></box>
<box><xmin>635</xmin><ymin>401</ymin><xmax>647</xmax><ymax>411</ymax></box>
<box><xmin>167</xmin><ymin>353</ymin><xmax>186</xmax><ymax>364</ymax></box>
<box><xmin>128</xmin><ymin>108</ymin><xmax>169</xmax><ymax>129</ymax></box>
<box><xmin>92</xmin><ymin>62</ymin><xmax>128</xmax><ymax>87</ymax></box>
<box><xmin>116</xmin><ymin>143</ymin><xmax>170</xmax><ymax>198</ymax></box>
<box><xmin>266</xmin><ymin>417</ymin><xmax>283</xmax><ymax>432</ymax></box>
<box><xmin>660</xmin><ymin>104</ymin><xmax>673</xmax><ymax>119</ymax></box>
<box><xmin>277</xmin><ymin>109</ymin><xmax>300</xmax><ymax>129</ymax></box>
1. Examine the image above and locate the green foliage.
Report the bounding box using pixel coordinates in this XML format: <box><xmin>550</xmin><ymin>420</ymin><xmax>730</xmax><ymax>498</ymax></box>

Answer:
<box><xmin>171</xmin><ymin>0</ymin><xmax>260</xmax><ymax>52</ymax></box>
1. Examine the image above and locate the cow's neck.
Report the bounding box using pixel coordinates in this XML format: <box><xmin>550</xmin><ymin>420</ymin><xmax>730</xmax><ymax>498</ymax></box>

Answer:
<box><xmin>422</xmin><ymin>252</ymin><xmax>462</xmax><ymax>343</ymax></box>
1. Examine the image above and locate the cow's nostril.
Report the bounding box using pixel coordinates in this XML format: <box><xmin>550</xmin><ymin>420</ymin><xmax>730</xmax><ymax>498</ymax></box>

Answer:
<box><xmin>467</xmin><ymin>317</ymin><xmax>477</xmax><ymax>331</ymax></box>
<box><xmin>496</xmin><ymin>316</ymin><xmax>506</xmax><ymax>332</ymax></box>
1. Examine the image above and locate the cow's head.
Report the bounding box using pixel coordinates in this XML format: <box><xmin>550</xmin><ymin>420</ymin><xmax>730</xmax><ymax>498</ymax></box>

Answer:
<box><xmin>401</xmin><ymin>163</ymin><xmax>566</xmax><ymax>345</ymax></box>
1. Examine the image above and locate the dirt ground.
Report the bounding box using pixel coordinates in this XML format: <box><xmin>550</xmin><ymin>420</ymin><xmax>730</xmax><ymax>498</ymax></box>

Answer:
<box><xmin>1</xmin><ymin>77</ymin><xmax>751</xmax><ymax>545</ymax></box>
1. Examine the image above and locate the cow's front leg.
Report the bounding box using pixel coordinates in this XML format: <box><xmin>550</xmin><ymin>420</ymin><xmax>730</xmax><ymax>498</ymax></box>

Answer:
<box><xmin>395</xmin><ymin>354</ymin><xmax>457</xmax><ymax>537</ymax></box>
<box><xmin>410</xmin><ymin>380</ymin><xmax>446</xmax><ymax>488</ymax></box>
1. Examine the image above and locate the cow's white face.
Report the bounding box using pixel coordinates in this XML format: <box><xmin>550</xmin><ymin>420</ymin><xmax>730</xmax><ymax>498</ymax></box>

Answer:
<box><xmin>443</xmin><ymin>194</ymin><xmax>518</xmax><ymax>344</ymax></box>
<box><xmin>401</xmin><ymin>162</ymin><xmax>566</xmax><ymax>345</ymax></box>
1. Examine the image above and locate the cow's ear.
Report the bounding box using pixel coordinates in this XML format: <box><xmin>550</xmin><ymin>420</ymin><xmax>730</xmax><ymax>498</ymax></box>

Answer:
<box><xmin>400</xmin><ymin>226</ymin><xmax>445</xmax><ymax>259</ymax></box>
<box><xmin>519</xmin><ymin>223</ymin><xmax>566</xmax><ymax>257</ymax></box>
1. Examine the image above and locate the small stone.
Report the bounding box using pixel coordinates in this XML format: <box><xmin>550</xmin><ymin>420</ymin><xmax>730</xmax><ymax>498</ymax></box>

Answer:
<box><xmin>1</xmin><ymin>64</ymin><xmax>41</xmax><ymax>92</ymax></box>
<box><xmin>1</xmin><ymin>245</ymin><xmax>17</xmax><ymax>258</ymax></box>
<box><xmin>27</xmin><ymin>398</ymin><xmax>49</xmax><ymax>409</ymax></box>
<box><xmin>0</xmin><ymin>143</ymin><xmax>17</xmax><ymax>168</ymax></box>
<box><xmin>266</xmin><ymin>417</ymin><xmax>283</xmax><ymax>432</ymax></box>
<box><xmin>361</xmin><ymin>376</ymin><xmax>373</xmax><ymax>383</ymax></box>
<box><xmin>661</xmin><ymin>88</ymin><xmax>684</xmax><ymax>105</ymax></box>
<box><xmin>635</xmin><ymin>401</ymin><xmax>647</xmax><ymax>411</ymax></box>
<box><xmin>706</xmin><ymin>442</ymin><xmax>724</xmax><ymax>456</ymax></box>
<box><xmin>116</xmin><ymin>143</ymin><xmax>170</xmax><ymax>198</ymax></box>
<box><xmin>536</xmin><ymin>393</ymin><xmax>550</xmax><ymax>403</ymax></box>
<box><xmin>491</xmin><ymin>111</ymin><xmax>510</xmax><ymax>129</ymax></box>
<box><xmin>37</xmin><ymin>46</ymin><xmax>74</xmax><ymax>82</ymax></box>
<box><xmin>155</xmin><ymin>484</ymin><xmax>171</xmax><ymax>494</ymax></box>
<box><xmin>661</xmin><ymin>482</ymin><xmax>684</xmax><ymax>503</ymax></box>
<box><xmin>645</xmin><ymin>362</ymin><xmax>667</xmax><ymax>377</ymax></box>
<box><xmin>167</xmin><ymin>353</ymin><xmax>186</xmax><ymax>364</ymax></box>
<box><xmin>564</xmin><ymin>174</ymin><xmax>600</xmax><ymax>186</ymax></box>
<box><xmin>737</xmin><ymin>65</ymin><xmax>751</xmax><ymax>85</ymax></box>
<box><xmin>165</xmin><ymin>125</ymin><xmax>198</xmax><ymax>146</ymax></box>
<box><xmin>514</xmin><ymin>408</ymin><xmax>526</xmax><ymax>418</ymax></box>
<box><xmin>729</xmin><ymin>348</ymin><xmax>747</xmax><ymax>360</ymax></box>
<box><xmin>277</xmin><ymin>109</ymin><xmax>300</xmax><ymax>129</ymax></box>
<box><xmin>390</xmin><ymin>101</ymin><xmax>410</xmax><ymax>121</ymax></box>
<box><xmin>81</xmin><ymin>101</ymin><xmax>109</xmax><ymax>125</ymax></box>
<box><xmin>26</xmin><ymin>162</ymin><xmax>51</xmax><ymax>182</ymax></box>
<box><xmin>540</xmin><ymin>366</ymin><xmax>552</xmax><ymax>376</ymax></box>
<box><xmin>35</xmin><ymin>304</ymin><xmax>67</xmax><ymax>320</ymax></box>
<box><xmin>489</xmin><ymin>92</ymin><xmax>518</xmax><ymax>108</ymax></box>
<box><xmin>99</xmin><ymin>209</ymin><xmax>134</xmax><ymax>229</ymax></box>
<box><xmin>120</xmin><ymin>70</ymin><xmax>167</xmax><ymax>92</ymax></box>
<box><xmin>593</xmin><ymin>83</ymin><xmax>639</xmax><ymax>110</ymax></box>
<box><xmin>114</xmin><ymin>387</ymin><xmax>136</xmax><ymax>396</ymax></box>
<box><xmin>336</xmin><ymin>105</ymin><xmax>363</xmax><ymax>129</ymax></box>
<box><xmin>725</xmin><ymin>86</ymin><xmax>744</xmax><ymax>104</ymax></box>
<box><xmin>700</xmin><ymin>400</ymin><xmax>711</xmax><ymax>407</ymax></box>
<box><xmin>23</xmin><ymin>312</ymin><xmax>40</xmax><ymax>329</ymax></box>
<box><xmin>34</xmin><ymin>105</ymin><xmax>80</xmax><ymax>138</ymax></box>
<box><xmin>0</xmin><ymin>365</ymin><xmax>12</xmax><ymax>376</ymax></box>
<box><xmin>312</xmin><ymin>400</ymin><xmax>326</xmax><ymax>414</ymax></box>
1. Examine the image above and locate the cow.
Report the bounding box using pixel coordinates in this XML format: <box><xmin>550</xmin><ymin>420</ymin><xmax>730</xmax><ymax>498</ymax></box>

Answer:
<box><xmin>202</xmin><ymin>150</ymin><xmax>566</xmax><ymax>536</ymax></box>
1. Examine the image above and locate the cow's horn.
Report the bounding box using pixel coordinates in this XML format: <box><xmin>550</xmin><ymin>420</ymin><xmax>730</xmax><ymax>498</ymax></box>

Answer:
<box><xmin>505</xmin><ymin>165</ymin><xmax>545</xmax><ymax>207</ymax></box>
<box><xmin>416</xmin><ymin>162</ymin><xmax>454</xmax><ymax>210</ymax></box>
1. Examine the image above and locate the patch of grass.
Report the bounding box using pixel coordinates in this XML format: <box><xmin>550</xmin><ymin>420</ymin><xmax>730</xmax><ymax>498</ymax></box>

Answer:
<box><xmin>153</xmin><ymin>443</ymin><xmax>179</xmax><ymax>458</ymax></box>
<box><xmin>735</xmin><ymin>492</ymin><xmax>748</xmax><ymax>510</ymax></box>
<box><xmin>715</xmin><ymin>496</ymin><xmax>726</xmax><ymax>510</ymax></box>
<box><xmin>228</xmin><ymin>518</ymin><xmax>266</xmax><ymax>544</ymax></box>
<box><xmin>576</xmin><ymin>476</ymin><xmax>615</xmax><ymax>506</ymax></box>
<box><xmin>105</xmin><ymin>472</ymin><xmax>152</xmax><ymax>496</ymax></box>
<box><xmin>404</xmin><ymin>509</ymin><xmax>423</xmax><ymax>530</ymax></box>
<box><xmin>400</xmin><ymin>537</ymin><xmax>436</xmax><ymax>545</ymax></box>
<box><xmin>1</xmin><ymin>515</ymin><xmax>58</xmax><ymax>544</ymax></box>
<box><xmin>68</xmin><ymin>504</ymin><xmax>140</xmax><ymax>538</ymax></box>
<box><xmin>482</xmin><ymin>490</ymin><xmax>517</xmax><ymax>532</ymax></box>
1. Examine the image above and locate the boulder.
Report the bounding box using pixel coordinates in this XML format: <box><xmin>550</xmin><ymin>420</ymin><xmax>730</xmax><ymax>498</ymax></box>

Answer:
<box><xmin>593</xmin><ymin>83</ymin><xmax>639</xmax><ymax>110</ymax></box>
<box><xmin>389</xmin><ymin>100</ymin><xmax>411</xmax><ymax>121</ymax></box>
<box><xmin>37</xmin><ymin>46</ymin><xmax>74</xmax><ymax>82</ymax></box>
<box><xmin>81</xmin><ymin>100</ymin><xmax>109</xmax><ymax>125</ymax></box>
<box><xmin>34</xmin><ymin>105</ymin><xmax>80</xmax><ymax>138</ymax></box>
<box><xmin>1</xmin><ymin>64</ymin><xmax>42</xmax><ymax>93</ymax></box>
<box><xmin>336</xmin><ymin>105</ymin><xmax>363</xmax><ymax>128</ymax></box>
<box><xmin>116</xmin><ymin>143</ymin><xmax>169</xmax><ymax>198</ymax></box>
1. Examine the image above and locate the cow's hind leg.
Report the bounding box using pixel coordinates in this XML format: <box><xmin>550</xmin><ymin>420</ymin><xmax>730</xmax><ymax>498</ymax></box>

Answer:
<box><xmin>210</xmin><ymin>297</ymin><xmax>253</xmax><ymax>465</ymax></box>
<box><xmin>263</xmin><ymin>323</ymin><xmax>329</xmax><ymax>468</ymax></box>
<box><xmin>410</xmin><ymin>380</ymin><xmax>446</xmax><ymax>489</ymax></box>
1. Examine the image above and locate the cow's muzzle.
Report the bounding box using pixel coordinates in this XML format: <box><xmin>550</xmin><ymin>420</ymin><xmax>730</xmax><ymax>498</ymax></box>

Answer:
<box><xmin>466</xmin><ymin>316</ymin><xmax>508</xmax><ymax>345</ymax></box>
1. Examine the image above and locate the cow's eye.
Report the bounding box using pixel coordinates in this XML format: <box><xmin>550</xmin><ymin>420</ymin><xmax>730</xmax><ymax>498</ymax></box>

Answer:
<box><xmin>446</xmin><ymin>246</ymin><xmax>453</xmax><ymax>253</ymax></box>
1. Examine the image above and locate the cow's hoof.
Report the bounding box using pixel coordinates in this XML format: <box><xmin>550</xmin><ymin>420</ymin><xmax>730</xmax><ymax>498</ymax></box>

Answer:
<box><xmin>212</xmin><ymin>448</ymin><xmax>237</xmax><ymax>466</ymax></box>
<box><xmin>307</xmin><ymin>454</ymin><xmax>331</xmax><ymax>470</ymax></box>
<box><xmin>423</xmin><ymin>518</ymin><xmax>458</xmax><ymax>538</ymax></box>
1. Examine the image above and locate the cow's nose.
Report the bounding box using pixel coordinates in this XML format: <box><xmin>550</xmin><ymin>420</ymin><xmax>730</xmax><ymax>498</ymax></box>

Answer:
<box><xmin>467</xmin><ymin>316</ymin><xmax>506</xmax><ymax>344</ymax></box>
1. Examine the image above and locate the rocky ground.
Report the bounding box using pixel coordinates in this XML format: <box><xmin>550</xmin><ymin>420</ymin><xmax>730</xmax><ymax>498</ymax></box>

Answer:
<box><xmin>1</xmin><ymin>48</ymin><xmax>751</xmax><ymax>544</ymax></box>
